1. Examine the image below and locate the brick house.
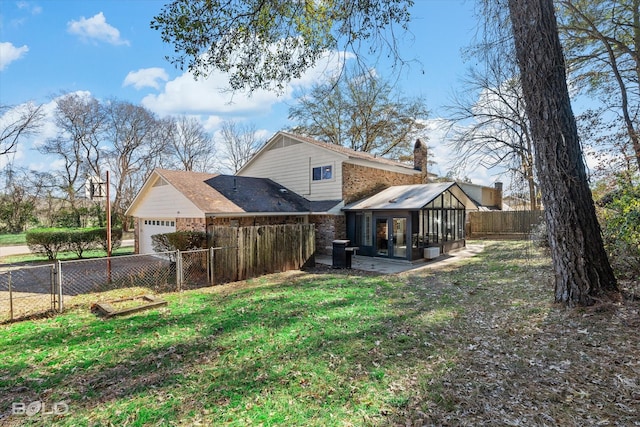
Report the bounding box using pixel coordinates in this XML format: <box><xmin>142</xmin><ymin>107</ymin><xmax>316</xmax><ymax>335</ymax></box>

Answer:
<box><xmin>235</xmin><ymin>131</ymin><xmax>441</xmax><ymax>254</ymax></box>
<box><xmin>125</xmin><ymin>169</ymin><xmax>315</xmax><ymax>254</ymax></box>
<box><xmin>126</xmin><ymin>131</ymin><xmax>501</xmax><ymax>259</ymax></box>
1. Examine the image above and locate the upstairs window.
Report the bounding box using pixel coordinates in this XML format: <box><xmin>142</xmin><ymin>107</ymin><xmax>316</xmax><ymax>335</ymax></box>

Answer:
<box><xmin>312</xmin><ymin>165</ymin><xmax>333</xmax><ymax>181</ymax></box>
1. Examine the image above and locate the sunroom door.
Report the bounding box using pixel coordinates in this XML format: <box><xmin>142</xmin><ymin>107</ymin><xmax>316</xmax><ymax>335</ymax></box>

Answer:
<box><xmin>375</xmin><ymin>217</ymin><xmax>407</xmax><ymax>259</ymax></box>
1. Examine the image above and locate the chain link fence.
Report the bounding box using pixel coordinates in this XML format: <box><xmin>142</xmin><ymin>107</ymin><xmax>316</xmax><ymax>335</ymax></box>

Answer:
<box><xmin>1</xmin><ymin>224</ymin><xmax>315</xmax><ymax>322</ymax></box>
<box><xmin>0</xmin><ymin>264</ymin><xmax>57</xmax><ymax>323</ymax></box>
<box><xmin>0</xmin><ymin>247</ymin><xmax>237</xmax><ymax>322</ymax></box>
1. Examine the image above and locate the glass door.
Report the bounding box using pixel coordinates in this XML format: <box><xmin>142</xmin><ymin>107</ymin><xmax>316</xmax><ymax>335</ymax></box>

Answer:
<box><xmin>392</xmin><ymin>217</ymin><xmax>407</xmax><ymax>258</ymax></box>
<box><xmin>375</xmin><ymin>217</ymin><xmax>408</xmax><ymax>259</ymax></box>
<box><xmin>376</xmin><ymin>218</ymin><xmax>389</xmax><ymax>256</ymax></box>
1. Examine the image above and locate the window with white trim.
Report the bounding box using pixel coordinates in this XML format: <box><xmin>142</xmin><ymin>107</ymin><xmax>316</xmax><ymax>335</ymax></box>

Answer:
<box><xmin>312</xmin><ymin>164</ymin><xmax>333</xmax><ymax>181</ymax></box>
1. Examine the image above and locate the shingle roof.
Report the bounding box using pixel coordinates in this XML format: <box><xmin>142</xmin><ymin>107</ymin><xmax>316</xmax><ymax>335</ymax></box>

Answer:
<box><xmin>154</xmin><ymin>169</ymin><xmax>243</xmax><ymax>213</ymax></box>
<box><xmin>277</xmin><ymin>131</ymin><xmax>418</xmax><ymax>171</ymax></box>
<box><xmin>154</xmin><ymin>169</ymin><xmax>314</xmax><ymax>214</ymax></box>
<box><xmin>205</xmin><ymin>175</ymin><xmax>312</xmax><ymax>213</ymax></box>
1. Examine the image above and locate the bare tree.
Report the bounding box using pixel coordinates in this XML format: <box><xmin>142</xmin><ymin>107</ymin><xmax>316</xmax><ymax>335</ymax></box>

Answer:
<box><xmin>0</xmin><ymin>166</ymin><xmax>47</xmax><ymax>232</ymax></box>
<box><xmin>218</xmin><ymin>120</ymin><xmax>262</xmax><ymax>173</ymax></box>
<box><xmin>508</xmin><ymin>0</ymin><xmax>618</xmax><ymax>305</ymax></box>
<box><xmin>53</xmin><ymin>93</ymin><xmax>105</xmax><ymax>178</ymax></box>
<box><xmin>447</xmin><ymin>57</ymin><xmax>539</xmax><ymax>210</ymax></box>
<box><xmin>0</xmin><ymin>102</ymin><xmax>45</xmax><ymax>156</ymax></box>
<box><xmin>558</xmin><ymin>0</ymin><xmax>640</xmax><ymax>171</ymax></box>
<box><xmin>164</xmin><ymin>115</ymin><xmax>216</xmax><ymax>172</ymax></box>
<box><xmin>104</xmin><ymin>99</ymin><xmax>161</xmax><ymax>229</ymax></box>
<box><xmin>38</xmin><ymin>93</ymin><xmax>106</xmax><ymax>226</ymax></box>
<box><xmin>289</xmin><ymin>67</ymin><xmax>428</xmax><ymax>159</ymax></box>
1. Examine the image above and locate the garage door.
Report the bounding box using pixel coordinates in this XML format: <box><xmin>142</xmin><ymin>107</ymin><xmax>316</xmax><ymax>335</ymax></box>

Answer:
<box><xmin>140</xmin><ymin>219</ymin><xmax>176</xmax><ymax>254</ymax></box>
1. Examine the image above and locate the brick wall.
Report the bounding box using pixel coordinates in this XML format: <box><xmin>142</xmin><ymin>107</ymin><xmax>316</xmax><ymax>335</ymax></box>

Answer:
<box><xmin>133</xmin><ymin>217</ymin><xmax>140</xmax><ymax>254</ymax></box>
<box><xmin>342</xmin><ymin>163</ymin><xmax>420</xmax><ymax>204</ymax></box>
<box><xmin>176</xmin><ymin>217</ymin><xmax>206</xmax><ymax>232</ymax></box>
<box><xmin>310</xmin><ymin>214</ymin><xmax>346</xmax><ymax>254</ymax></box>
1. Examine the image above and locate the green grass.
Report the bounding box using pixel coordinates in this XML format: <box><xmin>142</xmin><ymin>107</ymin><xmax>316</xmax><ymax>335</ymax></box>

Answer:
<box><xmin>0</xmin><ymin>246</ymin><xmax>134</xmax><ymax>264</ymax></box>
<box><xmin>0</xmin><ymin>233</ymin><xmax>26</xmax><ymax>246</ymax></box>
<box><xmin>1</xmin><ymin>241</ymin><xmax>638</xmax><ymax>426</ymax></box>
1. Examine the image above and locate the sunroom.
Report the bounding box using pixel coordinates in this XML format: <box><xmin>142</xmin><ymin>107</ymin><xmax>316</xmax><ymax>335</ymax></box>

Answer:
<box><xmin>343</xmin><ymin>182</ymin><xmax>478</xmax><ymax>262</ymax></box>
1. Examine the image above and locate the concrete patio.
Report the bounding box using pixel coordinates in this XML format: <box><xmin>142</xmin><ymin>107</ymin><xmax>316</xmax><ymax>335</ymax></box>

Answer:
<box><xmin>315</xmin><ymin>243</ymin><xmax>485</xmax><ymax>274</ymax></box>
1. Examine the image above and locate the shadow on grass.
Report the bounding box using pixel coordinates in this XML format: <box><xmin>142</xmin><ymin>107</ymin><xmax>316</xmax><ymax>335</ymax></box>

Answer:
<box><xmin>1</xmin><ymin>241</ymin><xmax>558</xmax><ymax>426</ymax></box>
<box><xmin>0</xmin><ymin>267</ymin><xmax>466</xmax><ymax>426</ymax></box>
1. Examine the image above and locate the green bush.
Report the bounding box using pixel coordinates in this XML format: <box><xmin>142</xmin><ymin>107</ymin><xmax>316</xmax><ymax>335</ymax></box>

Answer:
<box><xmin>26</xmin><ymin>227</ymin><xmax>123</xmax><ymax>260</ymax></box>
<box><xmin>597</xmin><ymin>175</ymin><xmax>640</xmax><ymax>281</ymax></box>
<box><xmin>97</xmin><ymin>228</ymin><xmax>123</xmax><ymax>253</ymax></box>
<box><xmin>26</xmin><ymin>228</ymin><xmax>71</xmax><ymax>260</ymax></box>
<box><xmin>151</xmin><ymin>231</ymin><xmax>208</xmax><ymax>253</ymax></box>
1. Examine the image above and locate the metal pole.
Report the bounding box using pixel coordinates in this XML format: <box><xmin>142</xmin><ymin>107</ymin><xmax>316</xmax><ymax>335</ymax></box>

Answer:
<box><xmin>106</xmin><ymin>171</ymin><xmax>112</xmax><ymax>283</ymax></box>
<box><xmin>176</xmin><ymin>251</ymin><xmax>182</xmax><ymax>291</ymax></box>
<box><xmin>57</xmin><ymin>260</ymin><xmax>64</xmax><ymax>312</ymax></box>
<box><xmin>209</xmin><ymin>246</ymin><xmax>214</xmax><ymax>285</ymax></box>
<box><xmin>8</xmin><ymin>271</ymin><xmax>13</xmax><ymax>321</ymax></box>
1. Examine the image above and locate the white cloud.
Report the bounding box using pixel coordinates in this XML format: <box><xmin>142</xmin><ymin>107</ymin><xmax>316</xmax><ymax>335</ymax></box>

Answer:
<box><xmin>67</xmin><ymin>12</ymin><xmax>129</xmax><ymax>46</ymax></box>
<box><xmin>17</xmin><ymin>1</ymin><xmax>42</xmax><ymax>15</ymax></box>
<box><xmin>141</xmin><ymin>50</ymin><xmax>351</xmax><ymax>117</ymax></box>
<box><xmin>123</xmin><ymin>68</ymin><xmax>169</xmax><ymax>90</ymax></box>
<box><xmin>0</xmin><ymin>42</ymin><xmax>29</xmax><ymax>70</ymax></box>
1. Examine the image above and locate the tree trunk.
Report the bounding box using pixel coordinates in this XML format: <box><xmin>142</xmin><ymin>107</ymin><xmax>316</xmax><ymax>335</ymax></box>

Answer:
<box><xmin>508</xmin><ymin>0</ymin><xmax>618</xmax><ymax>305</ymax></box>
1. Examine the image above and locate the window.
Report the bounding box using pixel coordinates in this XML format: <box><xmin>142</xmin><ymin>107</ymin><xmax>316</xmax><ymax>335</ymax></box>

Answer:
<box><xmin>363</xmin><ymin>212</ymin><xmax>372</xmax><ymax>246</ymax></box>
<box><xmin>312</xmin><ymin>165</ymin><xmax>332</xmax><ymax>181</ymax></box>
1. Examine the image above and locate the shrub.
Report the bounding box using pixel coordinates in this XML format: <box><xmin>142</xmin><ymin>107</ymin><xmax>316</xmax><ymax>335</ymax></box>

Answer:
<box><xmin>26</xmin><ymin>228</ymin><xmax>71</xmax><ymax>260</ymax></box>
<box><xmin>66</xmin><ymin>228</ymin><xmax>101</xmax><ymax>258</ymax></box>
<box><xmin>97</xmin><ymin>228</ymin><xmax>123</xmax><ymax>252</ymax></box>
<box><xmin>597</xmin><ymin>175</ymin><xmax>640</xmax><ymax>281</ymax></box>
<box><xmin>151</xmin><ymin>231</ymin><xmax>208</xmax><ymax>253</ymax></box>
<box><xmin>26</xmin><ymin>227</ymin><xmax>123</xmax><ymax>260</ymax></box>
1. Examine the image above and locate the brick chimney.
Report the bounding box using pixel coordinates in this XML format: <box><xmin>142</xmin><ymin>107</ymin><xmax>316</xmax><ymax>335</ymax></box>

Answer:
<box><xmin>413</xmin><ymin>139</ymin><xmax>428</xmax><ymax>183</ymax></box>
<box><xmin>494</xmin><ymin>181</ymin><xmax>503</xmax><ymax>209</ymax></box>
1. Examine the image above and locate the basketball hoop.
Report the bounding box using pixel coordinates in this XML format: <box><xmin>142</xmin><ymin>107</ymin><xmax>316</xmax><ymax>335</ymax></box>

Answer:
<box><xmin>86</xmin><ymin>176</ymin><xmax>106</xmax><ymax>200</ymax></box>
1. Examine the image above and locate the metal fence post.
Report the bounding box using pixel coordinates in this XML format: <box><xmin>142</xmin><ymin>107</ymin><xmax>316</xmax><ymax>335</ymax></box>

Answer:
<box><xmin>57</xmin><ymin>260</ymin><xmax>64</xmax><ymax>312</ymax></box>
<box><xmin>50</xmin><ymin>265</ymin><xmax>55</xmax><ymax>312</ymax></box>
<box><xmin>176</xmin><ymin>250</ymin><xmax>182</xmax><ymax>291</ymax></box>
<box><xmin>209</xmin><ymin>246</ymin><xmax>214</xmax><ymax>285</ymax></box>
<box><xmin>8</xmin><ymin>271</ymin><xmax>13</xmax><ymax>321</ymax></box>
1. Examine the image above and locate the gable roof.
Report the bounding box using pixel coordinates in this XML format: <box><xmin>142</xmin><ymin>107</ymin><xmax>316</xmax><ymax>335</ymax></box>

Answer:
<box><xmin>342</xmin><ymin>182</ymin><xmax>478</xmax><ymax>211</ymax></box>
<box><xmin>239</xmin><ymin>131</ymin><xmax>423</xmax><ymax>175</ymax></box>
<box><xmin>126</xmin><ymin>169</ymin><xmax>316</xmax><ymax>218</ymax></box>
<box><xmin>204</xmin><ymin>175</ymin><xmax>311</xmax><ymax>213</ymax></box>
<box><xmin>156</xmin><ymin>169</ymin><xmax>243</xmax><ymax>213</ymax></box>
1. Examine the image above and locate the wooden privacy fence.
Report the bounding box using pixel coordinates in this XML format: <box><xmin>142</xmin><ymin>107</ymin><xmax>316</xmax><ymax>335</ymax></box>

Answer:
<box><xmin>209</xmin><ymin>224</ymin><xmax>316</xmax><ymax>283</ymax></box>
<box><xmin>468</xmin><ymin>211</ymin><xmax>544</xmax><ymax>238</ymax></box>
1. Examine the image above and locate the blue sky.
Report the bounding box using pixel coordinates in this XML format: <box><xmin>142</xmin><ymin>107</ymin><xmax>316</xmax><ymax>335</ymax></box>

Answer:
<box><xmin>1</xmin><ymin>0</ymin><xmax>501</xmax><ymax>184</ymax></box>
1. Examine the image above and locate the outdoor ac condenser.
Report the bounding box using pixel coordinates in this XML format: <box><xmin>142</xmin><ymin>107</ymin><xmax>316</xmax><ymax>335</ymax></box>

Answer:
<box><xmin>424</xmin><ymin>247</ymin><xmax>440</xmax><ymax>260</ymax></box>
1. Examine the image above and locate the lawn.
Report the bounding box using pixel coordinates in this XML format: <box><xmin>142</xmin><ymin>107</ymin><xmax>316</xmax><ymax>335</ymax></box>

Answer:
<box><xmin>0</xmin><ymin>246</ymin><xmax>135</xmax><ymax>265</ymax></box>
<box><xmin>1</xmin><ymin>241</ymin><xmax>638</xmax><ymax>426</ymax></box>
<box><xmin>0</xmin><ymin>233</ymin><xmax>26</xmax><ymax>246</ymax></box>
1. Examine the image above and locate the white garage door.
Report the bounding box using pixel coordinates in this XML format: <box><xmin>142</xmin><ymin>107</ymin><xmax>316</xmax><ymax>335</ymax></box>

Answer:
<box><xmin>140</xmin><ymin>219</ymin><xmax>176</xmax><ymax>254</ymax></box>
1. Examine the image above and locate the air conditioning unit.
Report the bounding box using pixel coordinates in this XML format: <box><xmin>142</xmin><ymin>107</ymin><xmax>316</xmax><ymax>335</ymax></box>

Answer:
<box><xmin>424</xmin><ymin>247</ymin><xmax>440</xmax><ymax>260</ymax></box>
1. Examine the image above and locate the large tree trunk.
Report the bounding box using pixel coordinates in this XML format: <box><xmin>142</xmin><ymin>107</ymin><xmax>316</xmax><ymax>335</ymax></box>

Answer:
<box><xmin>508</xmin><ymin>0</ymin><xmax>618</xmax><ymax>306</ymax></box>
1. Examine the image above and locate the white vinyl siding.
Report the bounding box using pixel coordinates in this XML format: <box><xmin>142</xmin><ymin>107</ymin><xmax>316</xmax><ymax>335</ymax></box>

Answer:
<box><xmin>132</xmin><ymin>182</ymin><xmax>203</xmax><ymax>218</ymax></box>
<box><xmin>240</xmin><ymin>141</ymin><xmax>344</xmax><ymax>201</ymax></box>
